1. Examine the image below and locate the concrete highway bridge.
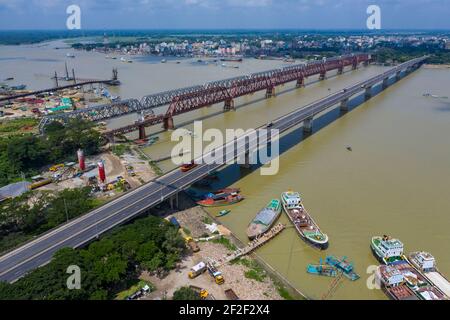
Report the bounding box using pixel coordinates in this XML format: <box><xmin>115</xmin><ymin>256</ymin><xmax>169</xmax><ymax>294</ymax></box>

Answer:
<box><xmin>0</xmin><ymin>56</ymin><xmax>427</xmax><ymax>283</ymax></box>
<box><xmin>38</xmin><ymin>53</ymin><xmax>370</xmax><ymax>135</ymax></box>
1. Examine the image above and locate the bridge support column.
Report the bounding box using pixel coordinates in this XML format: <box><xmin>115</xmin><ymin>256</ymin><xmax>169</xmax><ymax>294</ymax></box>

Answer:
<box><xmin>169</xmin><ymin>193</ymin><xmax>179</xmax><ymax>210</ymax></box>
<box><xmin>319</xmin><ymin>71</ymin><xmax>326</xmax><ymax>81</ymax></box>
<box><xmin>224</xmin><ymin>98</ymin><xmax>235</xmax><ymax>111</ymax></box>
<box><xmin>396</xmin><ymin>71</ymin><xmax>402</xmax><ymax>81</ymax></box>
<box><xmin>138</xmin><ymin>125</ymin><xmax>146</xmax><ymax>140</ymax></box>
<box><xmin>364</xmin><ymin>86</ymin><xmax>373</xmax><ymax>100</ymax></box>
<box><xmin>337</xmin><ymin>67</ymin><xmax>344</xmax><ymax>75</ymax></box>
<box><xmin>240</xmin><ymin>151</ymin><xmax>252</xmax><ymax>169</ymax></box>
<box><xmin>382</xmin><ymin>77</ymin><xmax>389</xmax><ymax>89</ymax></box>
<box><xmin>352</xmin><ymin>63</ymin><xmax>358</xmax><ymax>70</ymax></box>
<box><xmin>303</xmin><ymin>117</ymin><xmax>314</xmax><ymax>134</ymax></box>
<box><xmin>340</xmin><ymin>98</ymin><xmax>349</xmax><ymax>113</ymax></box>
<box><xmin>266</xmin><ymin>87</ymin><xmax>276</xmax><ymax>98</ymax></box>
<box><xmin>163</xmin><ymin>116</ymin><xmax>174</xmax><ymax>131</ymax></box>
<box><xmin>296</xmin><ymin>78</ymin><xmax>305</xmax><ymax>88</ymax></box>
<box><xmin>363</xmin><ymin>61</ymin><xmax>369</xmax><ymax>67</ymax></box>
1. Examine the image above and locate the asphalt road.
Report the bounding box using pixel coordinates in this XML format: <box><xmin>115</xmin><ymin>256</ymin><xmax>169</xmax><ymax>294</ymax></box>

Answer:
<box><xmin>0</xmin><ymin>56</ymin><xmax>427</xmax><ymax>283</ymax></box>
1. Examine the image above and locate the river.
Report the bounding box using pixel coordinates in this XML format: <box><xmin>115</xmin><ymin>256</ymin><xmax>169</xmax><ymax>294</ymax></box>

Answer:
<box><xmin>1</xmin><ymin>40</ymin><xmax>449</xmax><ymax>300</ymax></box>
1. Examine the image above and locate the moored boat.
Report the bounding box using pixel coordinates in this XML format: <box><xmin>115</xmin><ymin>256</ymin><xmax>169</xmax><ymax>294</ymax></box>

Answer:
<box><xmin>216</xmin><ymin>210</ymin><xmax>231</xmax><ymax>218</ymax></box>
<box><xmin>409</xmin><ymin>251</ymin><xmax>450</xmax><ymax>298</ymax></box>
<box><xmin>281</xmin><ymin>191</ymin><xmax>329</xmax><ymax>250</ymax></box>
<box><xmin>246</xmin><ymin>199</ymin><xmax>282</xmax><ymax>240</ymax></box>
<box><xmin>197</xmin><ymin>193</ymin><xmax>243</xmax><ymax>207</ymax></box>
<box><xmin>204</xmin><ymin>188</ymin><xmax>240</xmax><ymax>200</ymax></box>
<box><xmin>371</xmin><ymin>235</ymin><xmax>405</xmax><ymax>265</ymax></box>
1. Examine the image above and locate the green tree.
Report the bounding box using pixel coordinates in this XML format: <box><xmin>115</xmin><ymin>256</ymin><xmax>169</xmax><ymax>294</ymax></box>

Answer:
<box><xmin>172</xmin><ymin>287</ymin><xmax>201</xmax><ymax>301</ymax></box>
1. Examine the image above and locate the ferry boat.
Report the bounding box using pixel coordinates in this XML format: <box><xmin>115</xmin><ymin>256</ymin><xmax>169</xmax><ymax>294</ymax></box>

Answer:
<box><xmin>246</xmin><ymin>199</ymin><xmax>282</xmax><ymax>240</ymax></box>
<box><xmin>371</xmin><ymin>235</ymin><xmax>405</xmax><ymax>265</ymax></box>
<box><xmin>197</xmin><ymin>193</ymin><xmax>243</xmax><ymax>207</ymax></box>
<box><xmin>281</xmin><ymin>191</ymin><xmax>329</xmax><ymax>250</ymax></box>
<box><xmin>409</xmin><ymin>251</ymin><xmax>450</xmax><ymax>298</ymax></box>
<box><xmin>66</xmin><ymin>53</ymin><xmax>75</xmax><ymax>58</ymax></box>
<box><xmin>120</xmin><ymin>57</ymin><xmax>133</xmax><ymax>63</ymax></box>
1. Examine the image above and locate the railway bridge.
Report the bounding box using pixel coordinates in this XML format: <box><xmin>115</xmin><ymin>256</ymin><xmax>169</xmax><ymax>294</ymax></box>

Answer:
<box><xmin>39</xmin><ymin>54</ymin><xmax>370</xmax><ymax>137</ymax></box>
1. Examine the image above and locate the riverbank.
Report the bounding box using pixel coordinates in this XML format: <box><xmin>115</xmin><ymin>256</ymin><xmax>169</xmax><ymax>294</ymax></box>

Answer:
<box><xmin>141</xmin><ymin>192</ymin><xmax>303</xmax><ymax>300</ymax></box>
<box><xmin>423</xmin><ymin>64</ymin><xmax>450</xmax><ymax>69</ymax></box>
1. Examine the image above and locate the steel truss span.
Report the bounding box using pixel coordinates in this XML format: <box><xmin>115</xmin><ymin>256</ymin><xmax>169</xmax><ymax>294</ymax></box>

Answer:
<box><xmin>40</xmin><ymin>54</ymin><xmax>370</xmax><ymax>133</ymax></box>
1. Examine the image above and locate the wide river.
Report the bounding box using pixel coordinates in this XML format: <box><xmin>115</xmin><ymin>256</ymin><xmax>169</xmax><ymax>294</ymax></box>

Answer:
<box><xmin>1</xmin><ymin>41</ymin><xmax>449</xmax><ymax>300</ymax></box>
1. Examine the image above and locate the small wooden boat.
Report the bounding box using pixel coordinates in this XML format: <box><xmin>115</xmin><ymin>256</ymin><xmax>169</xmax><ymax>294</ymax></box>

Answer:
<box><xmin>216</xmin><ymin>210</ymin><xmax>231</xmax><ymax>217</ymax></box>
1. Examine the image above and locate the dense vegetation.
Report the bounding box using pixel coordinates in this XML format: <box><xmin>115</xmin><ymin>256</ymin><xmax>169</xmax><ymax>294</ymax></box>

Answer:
<box><xmin>0</xmin><ymin>119</ymin><xmax>103</xmax><ymax>188</ymax></box>
<box><xmin>373</xmin><ymin>46</ymin><xmax>450</xmax><ymax>64</ymax></box>
<box><xmin>0</xmin><ymin>216</ymin><xmax>184</xmax><ymax>300</ymax></box>
<box><xmin>0</xmin><ymin>188</ymin><xmax>99</xmax><ymax>254</ymax></box>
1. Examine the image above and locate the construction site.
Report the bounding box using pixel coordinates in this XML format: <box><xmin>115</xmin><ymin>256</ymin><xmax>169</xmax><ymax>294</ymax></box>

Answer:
<box><xmin>135</xmin><ymin>193</ymin><xmax>303</xmax><ymax>301</ymax></box>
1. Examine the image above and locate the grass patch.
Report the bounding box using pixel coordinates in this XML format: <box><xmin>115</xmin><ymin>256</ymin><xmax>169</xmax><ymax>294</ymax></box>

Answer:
<box><xmin>202</xmin><ymin>216</ymin><xmax>213</xmax><ymax>225</ymax></box>
<box><xmin>277</xmin><ymin>285</ymin><xmax>294</xmax><ymax>300</ymax></box>
<box><xmin>112</xmin><ymin>144</ymin><xmax>130</xmax><ymax>157</ymax></box>
<box><xmin>0</xmin><ymin>118</ymin><xmax>38</xmax><ymax>136</ymax></box>
<box><xmin>115</xmin><ymin>280</ymin><xmax>154</xmax><ymax>300</ymax></box>
<box><xmin>232</xmin><ymin>258</ymin><xmax>267</xmax><ymax>283</ymax></box>
<box><xmin>149</xmin><ymin>161</ymin><xmax>163</xmax><ymax>176</ymax></box>
<box><xmin>211</xmin><ymin>236</ymin><xmax>237</xmax><ymax>251</ymax></box>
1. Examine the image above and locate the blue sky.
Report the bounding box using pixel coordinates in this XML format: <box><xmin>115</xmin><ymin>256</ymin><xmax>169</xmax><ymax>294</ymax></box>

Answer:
<box><xmin>0</xmin><ymin>0</ymin><xmax>449</xmax><ymax>30</ymax></box>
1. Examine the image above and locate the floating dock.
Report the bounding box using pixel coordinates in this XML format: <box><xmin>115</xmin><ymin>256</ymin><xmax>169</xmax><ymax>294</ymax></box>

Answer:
<box><xmin>213</xmin><ymin>223</ymin><xmax>285</xmax><ymax>268</ymax></box>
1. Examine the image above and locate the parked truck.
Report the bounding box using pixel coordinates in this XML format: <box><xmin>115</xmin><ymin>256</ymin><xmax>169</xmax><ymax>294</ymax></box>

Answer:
<box><xmin>188</xmin><ymin>262</ymin><xmax>207</xmax><ymax>279</ymax></box>
<box><xmin>207</xmin><ymin>263</ymin><xmax>225</xmax><ymax>285</ymax></box>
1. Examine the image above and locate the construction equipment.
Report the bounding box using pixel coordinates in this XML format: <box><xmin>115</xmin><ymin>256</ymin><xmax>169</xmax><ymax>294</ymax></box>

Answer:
<box><xmin>188</xmin><ymin>262</ymin><xmax>207</xmax><ymax>279</ymax></box>
<box><xmin>207</xmin><ymin>262</ymin><xmax>224</xmax><ymax>285</ymax></box>
<box><xmin>185</xmin><ymin>237</ymin><xmax>200</xmax><ymax>253</ymax></box>
<box><xmin>49</xmin><ymin>164</ymin><xmax>64</xmax><ymax>172</ymax></box>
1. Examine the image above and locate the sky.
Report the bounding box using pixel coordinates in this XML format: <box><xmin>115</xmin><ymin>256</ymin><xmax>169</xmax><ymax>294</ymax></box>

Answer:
<box><xmin>0</xmin><ymin>0</ymin><xmax>449</xmax><ymax>30</ymax></box>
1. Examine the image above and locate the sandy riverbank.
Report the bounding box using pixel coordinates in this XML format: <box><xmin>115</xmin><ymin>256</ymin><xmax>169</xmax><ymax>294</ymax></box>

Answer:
<box><xmin>139</xmin><ymin>193</ymin><xmax>292</xmax><ymax>300</ymax></box>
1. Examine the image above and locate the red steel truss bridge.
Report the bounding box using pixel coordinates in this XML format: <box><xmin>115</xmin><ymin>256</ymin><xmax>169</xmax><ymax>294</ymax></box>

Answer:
<box><xmin>39</xmin><ymin>53</ymin><xmax>370</xmax><ymax>135</ymax></box>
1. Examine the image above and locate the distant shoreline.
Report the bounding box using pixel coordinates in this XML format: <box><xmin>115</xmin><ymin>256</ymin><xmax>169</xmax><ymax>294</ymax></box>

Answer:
<box><xmin>423</xmin><ymin>64</ymin><xmax>450</xmax><ymax>69</ymax></box>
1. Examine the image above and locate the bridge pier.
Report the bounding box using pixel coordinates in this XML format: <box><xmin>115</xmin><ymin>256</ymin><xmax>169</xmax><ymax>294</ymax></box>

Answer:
<box><xmin>296</xmin><ymin>78</ymin><xmax>305</xmax><ymax>88</ymax></box>
<box><xmin>340</xmin><ymin>98</ymin><xmax>349</xmax><ymax>113</ymax></box>
<box><xmin>396</xmin><ymin>71</ymin><xmax>402</xmax><ymax>81</ymax></box>
<box><xmin>352</xmin><ymin>62</ymin><xmax>358</xmax><ymax>70</ymax></box>
<box><xmin>138</xmin><ymin>125</ymin><xmax>146</xmax><ymax>140</ymax></box>
<box><xmin>240</xmin><ymin>151</ymin><xmax>252</xmax><ymax>169</ymax></box>
<box><xmin>266</xmin><ymin>87</ymin><xmax>276</xmax><ymax>98</ymax></box>
<box><xmin>337</xmin><ymin>67</ymin><xmax>344</xmax><ymax>75</ymax></box>
<box><xmin>363</xmin><ymin>61</ymin><xmax>369</xmax><ymax>67</ymax></box>
<box><xmin>303</xmin><ymin>117</ymin><xmax>314</xmax><ymax>134</ymax></box>
<box><xmin>382</xmin><ymin>77</ymin><xmax>389</xmax><ymax>89</ymax></box>
<box><xmin>319</xmin><ymin>71</ymin><xmax>327</xmax><ymax>81</ymax></box>
<box><xmin>163</xmin><ymin>116</ymin><xmax>174</xmax><ymax>131</ymax></box>
<box><xmin>224</xmin><ymin>98</ymin><xmax>235</xmax><ymax>111</ymax></box>
<box><xmin>169</xmin><ymin>193</ymin><xmax>179</xmax><ymax>210</ymax></box>
<box><xmin>364</xmin><ymin>86</ymin><xmax>373</xmax><ymax>100</ymax></box>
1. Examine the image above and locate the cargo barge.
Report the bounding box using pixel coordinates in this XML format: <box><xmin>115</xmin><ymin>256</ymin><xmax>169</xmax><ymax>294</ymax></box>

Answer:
<box><xmin>281</xmin><ymin>191</ymin><xmax>329</xmax><ymax>250</ymax></box>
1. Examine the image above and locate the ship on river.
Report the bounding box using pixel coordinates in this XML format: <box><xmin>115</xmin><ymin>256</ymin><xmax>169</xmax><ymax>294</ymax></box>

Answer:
<box><xmin>409</xmin><ymin>251</ymin><xmax>450</xmax><ymax>298</ymax></box>
<box><xmin>371</xmin><ymin>235</ymin><xmax>405</xmax><ymax>265</ymax></box>
<box><xmin>247</xmin><ymin>199</ymin><xmax>282</xmax><ymax>240</ymax></box>
<box><xmin>281</xmin><ymin>191</ymin><xmax>329</xmax><ymax>250</ymax></box>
